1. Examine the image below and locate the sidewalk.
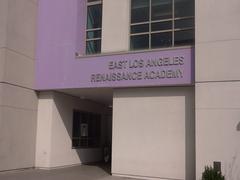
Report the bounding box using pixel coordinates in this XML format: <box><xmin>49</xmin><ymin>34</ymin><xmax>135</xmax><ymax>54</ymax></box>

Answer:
<box><xmin>0</xmin><ymin>165</ymin><xmax>135</xmax><ymax>180</ymax></box>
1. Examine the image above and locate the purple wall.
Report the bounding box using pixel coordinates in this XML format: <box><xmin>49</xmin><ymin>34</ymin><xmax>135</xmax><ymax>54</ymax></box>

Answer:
<box><xmin>36</xmin><ymin>0</ymin><xmax>194</xmax><ymax>90</ymax></box>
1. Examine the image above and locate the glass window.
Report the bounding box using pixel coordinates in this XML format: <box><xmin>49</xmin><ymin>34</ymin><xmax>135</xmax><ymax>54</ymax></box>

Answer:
<box><xmin>87</xmin><ymin>4</ymin><xmax>102</xmax><ymax>29</ymax></box>
<box><xmin>151</xmin><ymin>21</ymin><xmax>172</xmax><ymax>31</ymax></box>
<box><xmin>175</xmin><ymin>0</ymin><xmax>194</xmax><ymax>18</ymax></box>
<box><xmin>87</xmin><ymin>30</ymin><xmax>101</xmax><ymax>39</ymax></box>
<box><xmin>130</xmin><ymin>35</ymin><xmax>149</xmax><ymax>50</ymax></box>
<box><xmin>175</xmin><ymin>18</ymin><xmax>194</xmax><ymax>29</ymax></box>
<box><xmin>86</xmin><ymin>40</ymin><xmax>101</xmax><ymax>54</ymax></box>
<box><xmin>86</xmin><ymin>1</ymin><xmax>102</xmax><ymax>55</ymax></box>
<box><xmin>131</xmin><ymin>24</ymin><xmax>149</xmax><ymax>34</ymax></box>
<box><xmin>151</xmin><ymin>0</ymin><xmax>172</xmax><ymax>21</ymax></box>
<box><xmin>72</xmin><ymin>110</ymin><xmax>101</xmax><ymax>149</ymax></box>
<box><xmin>151</xmin><ymin>32</ymin><xmax>172</xmax><ymax>48</ymax></box>
<box><xmin>88</xmin><ymin>0</ymin><xmax>101</xmax><ymax>2</ymax></box>
<box><xmin>174</xmin><ymin>30</ymin><xmax>194</xmax><ymax>46</ymax></box>
<box><xmin>130</xmin><ymin>0</ymin><xmax>194</xmax><ymax>51</ymax></box>
<box><xmin>131</xmin><ymin>0</ymin><xmax>150</xmax><ymax>23</ymax></box>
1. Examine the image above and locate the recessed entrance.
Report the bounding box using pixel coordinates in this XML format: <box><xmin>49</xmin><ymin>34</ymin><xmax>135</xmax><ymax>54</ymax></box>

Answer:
<box><xmin>58</xmin><ymin>88</ymin><xmax>113</xmax><ymax>173</ymax></box>
<box><xmin>37</xmin><ymin>86</ymin><xmax>195</xmax><ymax>179</ymax></box>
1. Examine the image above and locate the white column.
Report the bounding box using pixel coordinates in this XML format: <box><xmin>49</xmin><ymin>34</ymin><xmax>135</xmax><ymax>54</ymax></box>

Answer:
<box><xmin>35</xmin><ymin>92</ymin><xmax>54</xmax><ymax>168</ymax></box>
<box><xmin>101</xmin><ymin>0</ymin><xmax>130</xmax><ymax>53</ymax></box>
<box><xmin>195</xmin><ymin>0</ymin><xmax>240</xmax><ymax>179</ymax></box>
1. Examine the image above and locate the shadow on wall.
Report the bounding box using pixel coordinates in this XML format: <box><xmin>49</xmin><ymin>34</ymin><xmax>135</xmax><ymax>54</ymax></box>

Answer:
<box><xmin>53</xmin><ymin>92</ymin><xmax>111</xmax><ymax>171</ymax></box>
<box><xmin>225</xmin><ymin>152</ymin><xmax>240</xmax><ymax>180</ymax></box>
<box><xmin>223</xmin><ymin>122</ymin><xmax>240</xmax><ymax>179</ymax></box>
<box><xmin>185</xmin><ymin>88</ymin><xmax>196</xmax><ymax>180</ymax></box>
<box><xmin>236</xmin><ymin>122</ymin><xmax>240</xmax><ymax>131</ymax></box>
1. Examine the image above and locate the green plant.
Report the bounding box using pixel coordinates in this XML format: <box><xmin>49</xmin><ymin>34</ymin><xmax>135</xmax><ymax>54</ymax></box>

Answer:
<box><xmin>202</xmin><ymin>166</ymin><xmax>225</xmax><ymax>180</ymax></box>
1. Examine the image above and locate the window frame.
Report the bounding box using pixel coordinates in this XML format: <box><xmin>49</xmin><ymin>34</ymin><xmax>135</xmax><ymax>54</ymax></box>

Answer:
<box><xmin>72</xmin><ymin>110</ymin><xmax>101</xmax><ymax>149</ymax></box>
<box><xmin>130</xmin><ymin>0</ymin><xmax>194</xmax><ymax>51</ymax></box>
<box><xmin>86</xmin><ymin>0</ymin><xmax>103</xmax><ymax>55</ymax></box>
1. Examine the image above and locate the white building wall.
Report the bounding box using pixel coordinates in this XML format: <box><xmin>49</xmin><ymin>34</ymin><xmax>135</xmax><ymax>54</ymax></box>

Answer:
<box><xmin>0</xmin><ymin>0</ymin><xmax>38</xmax><ymax>171</ymax></box>
<box><xmin>112</xmin><ymin>87</ymin><xmax>195</xmax><ymax>180</ymax></box>
<box><xmin>35</xmin><ymin>91</ymin><xmax>109</xmax><ymax>168</ymax></box>
<box><xmin>0</xmin><ymin>0</ymin><xmax>7</xmax><ymax>50</ymax></box>
<box><xmin>35</xmin><ymin>92</ymin><xmax>54</xmax><ymax>168</ymax></box>
<box><xmin>195</xmin><ymin>0</ymin><xmax>240</xmax><ymax>179</ymax></box>
<box><xmin>101</xmin><ymin>0</ymin><xmax>130</xmax><ymax>53</ymax></box>
<box><xmin>196</xmin><ymin>83</ymin><xmax>240</xmax><ymax>180</ymax></box>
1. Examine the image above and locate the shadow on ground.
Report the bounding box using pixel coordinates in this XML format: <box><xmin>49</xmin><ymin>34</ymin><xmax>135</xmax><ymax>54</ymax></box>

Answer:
<box><xmin>0</xmin><ymin>164</ymin><xmax>135</xmax><ymax>180</ymax></box>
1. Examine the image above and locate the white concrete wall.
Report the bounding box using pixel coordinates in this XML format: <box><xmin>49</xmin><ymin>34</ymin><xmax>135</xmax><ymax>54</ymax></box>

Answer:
<box><xmin>35</xmin><ymin>91</ymin><xmax>109</xmax><ymax>168</ymax></box>
<box><xmin>101</xmin><ymin>0</ymin><xmax>130</xmax><ymax>53</ymax></box>
<box><xmin>195</xmin><ymin>0</ymin><xmax>240</xmax><ymax>179</ymax></box>
<box><xmin>112</xmin><ymin>87</ymin><xmax>195</xmax><ymax>180</ymax></box>
<box><xmin>195</xmin><ymin>0</ymin><xmax>240</xmax><ymax>82</ymax></box>
<box><xmin>196</xmin><ymin>82</ymin><xmax>240</xmax><ymax>180</ymax></box>
<box><xmin>0</xmin><ymin>0</ymin><xmax>38</xmax><ymax>171</ymax></box>
<box><xmin>35</xmin><ymin>92</ymin><xmax>53</xmax><ymax>167</ymax></box>
<box><xmin>0</xmin><ymin>0</ymin><xmax>8</xmax><ymax>50</ymax></box>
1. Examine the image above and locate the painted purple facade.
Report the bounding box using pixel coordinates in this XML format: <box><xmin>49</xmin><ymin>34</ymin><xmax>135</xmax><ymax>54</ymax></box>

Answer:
<box><xmin>36</xmin><ymin>0</ymin><xmax>194</xmax><ymax>90</ymax></box>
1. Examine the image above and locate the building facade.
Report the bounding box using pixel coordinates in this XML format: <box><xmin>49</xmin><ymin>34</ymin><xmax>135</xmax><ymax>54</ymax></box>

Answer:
<box><xmin>0</xmin><ymin>0</ymin><xmax>38</xmax><ymax>171</ymax></box>
<box><xmin>0</xmin><ymin>0</ymin><xmax>240</xmax><ymax>180</ymax></box>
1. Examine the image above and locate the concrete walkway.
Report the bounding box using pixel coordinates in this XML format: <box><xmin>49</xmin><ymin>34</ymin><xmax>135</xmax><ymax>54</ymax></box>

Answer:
<box><xmin>0</xmin><ymin>165</ymin><xmax>135</xmax><ymax>180</ymax></box>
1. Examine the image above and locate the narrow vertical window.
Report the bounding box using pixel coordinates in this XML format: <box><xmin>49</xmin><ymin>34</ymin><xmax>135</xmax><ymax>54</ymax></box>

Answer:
<box><xmin>130</xmin><ymin>0</ymin><xmax>150</xmax><ymax>50</ymax></box>
<box><xmin>174</xmin><ymin>0</ymin><xmax>194</xmax><ymax>46</ymax></box>
<box><xmin>86</xmin><ymin>0</ymin><xmax>102</xmax><ymax>55</ymax></box>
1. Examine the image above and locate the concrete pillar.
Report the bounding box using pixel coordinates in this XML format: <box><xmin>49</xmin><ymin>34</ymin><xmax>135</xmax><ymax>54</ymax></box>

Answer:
<box><xmin>0</xmin><ymin>0</ymin><xmax>38</xmax><ymax>171</ymax></box>
<box><xmin>101</xmin><ymin>0</ymin><xmax>130</xmax><ymax>53</ymax></box>
<box><xmin>195</xmin><ymin>0</ymin><xmax>240</xmax><ymax>179</ymax></box>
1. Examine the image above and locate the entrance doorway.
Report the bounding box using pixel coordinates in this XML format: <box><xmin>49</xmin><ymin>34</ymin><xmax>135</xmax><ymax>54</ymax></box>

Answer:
<box><xmin>58</xmin><ymin>88</ymin><xmax>113</xmax><ymax>173</ymax></box>
<box><xmin>72</xmin><ymin>109</ymin><xmax>112</xmax><ymax>172</ymax></box>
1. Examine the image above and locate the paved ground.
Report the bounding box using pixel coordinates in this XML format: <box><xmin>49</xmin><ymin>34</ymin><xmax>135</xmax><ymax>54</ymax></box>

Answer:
<box><xmin>0</xmin><ymin>164</ymin><xmax>135</xmax><ymax>180</ymax></box>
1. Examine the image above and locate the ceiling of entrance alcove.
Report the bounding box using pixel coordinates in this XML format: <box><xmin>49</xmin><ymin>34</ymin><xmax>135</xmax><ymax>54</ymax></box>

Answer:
<box><xmin>58</xmin><ymin>88</ymin><xmax>113</xmax><ymax>106</ymax></box>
